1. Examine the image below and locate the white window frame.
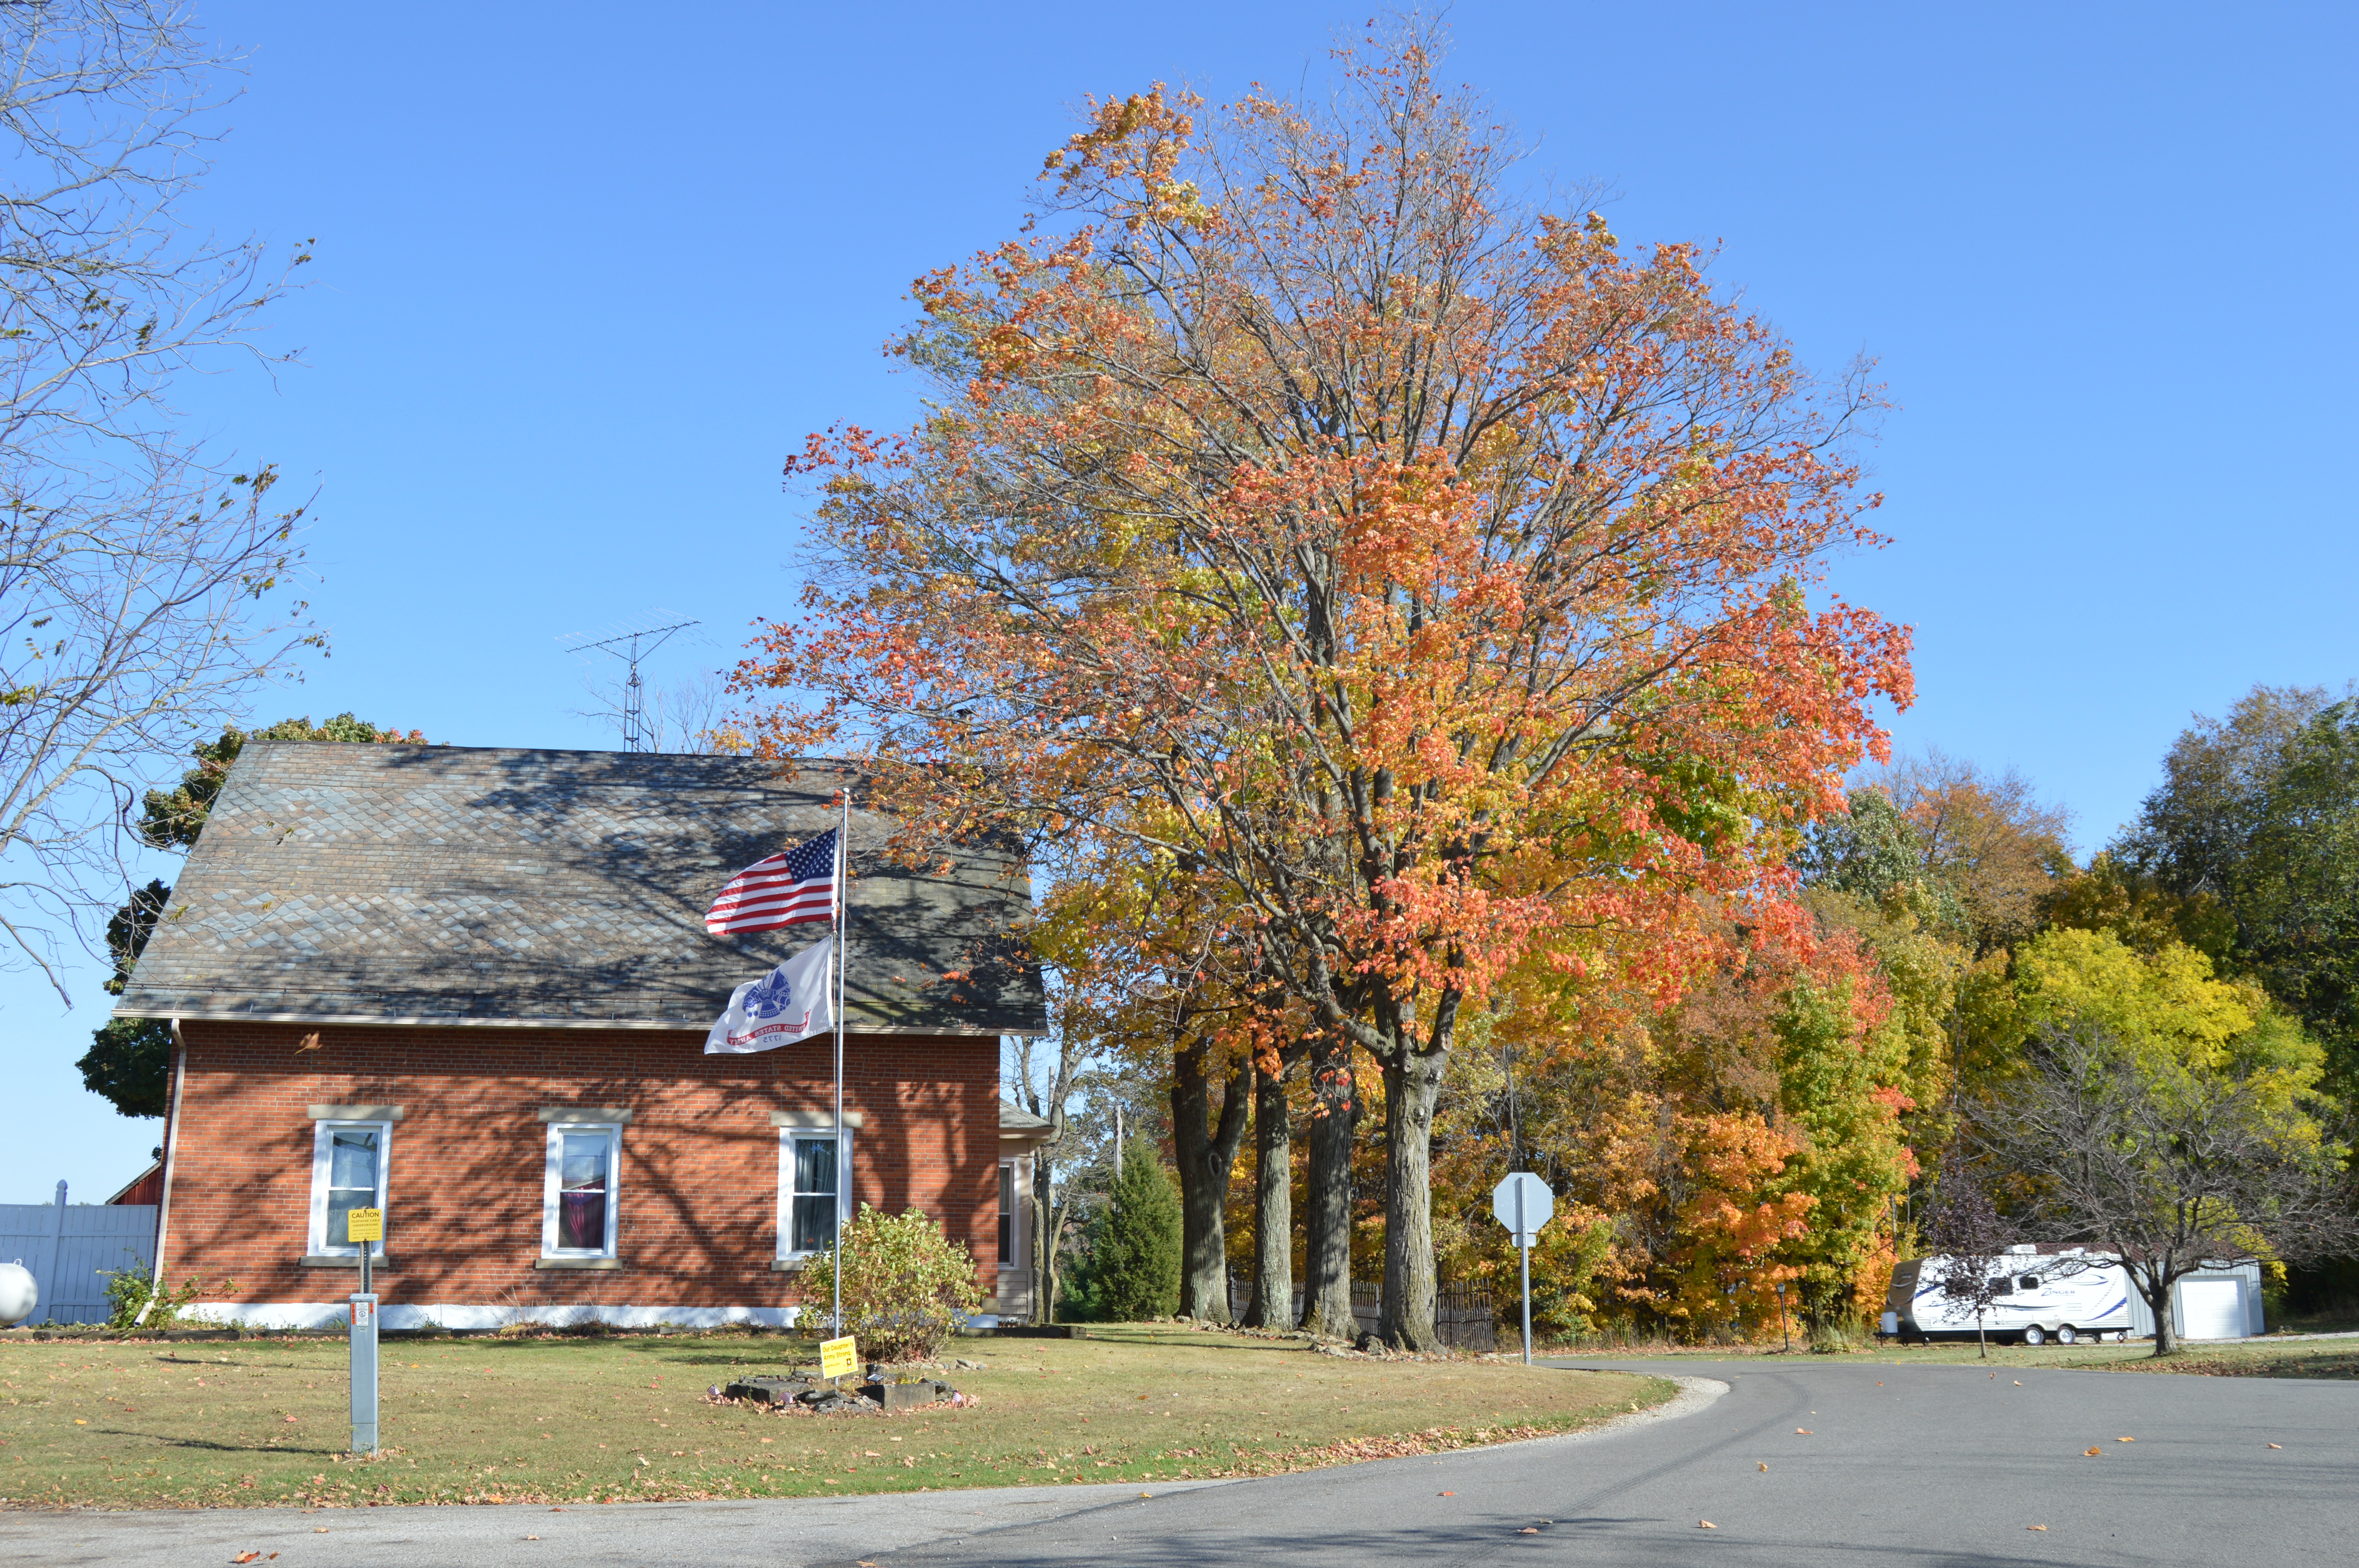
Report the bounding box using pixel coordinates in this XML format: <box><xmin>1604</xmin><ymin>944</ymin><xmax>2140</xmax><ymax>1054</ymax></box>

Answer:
<box><xmin>307</xmin><ymin>1120</ymin><xmax>392</xmax><ymax>1258</ymax></box>
<box><xmin>776</xmin><ymin>1126</ymin><xmax>855</xmax><ymax>1261</ymax></box>
<box><xmin>998</xmin><ymin>1158</ymin><xmax>1018</xmax><ymax>1269</ymax></box>
<box><xmin>540</xmin><ymin>1122</ymin><xmax>623</xmax><ymax>1259</ymax></box>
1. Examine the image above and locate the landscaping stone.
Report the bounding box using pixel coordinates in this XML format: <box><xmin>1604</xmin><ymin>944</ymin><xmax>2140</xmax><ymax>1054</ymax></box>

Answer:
<box><xmin>861</xmin><ymin>1377</ymin><xmax>956</xmax><ymax>1412</ymax></box>
<box><xmin>797</xmin><ymin>1387</ymin><xmax>881</xmax><ymax>1414</ymax></box>
<box><xmin>722</xmin><ymin>1375</ymin><xmax>814</xmax><ymax>1405</ymax></box>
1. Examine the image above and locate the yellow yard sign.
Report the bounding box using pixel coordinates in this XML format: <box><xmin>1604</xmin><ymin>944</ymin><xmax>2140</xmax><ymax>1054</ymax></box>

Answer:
<box><xmin>819</xmin><ymin>1335</ymin><xmax>858</xmax><ymax>1380</ymax></box>
<box><xmin>345</xmin><ymin>1207</ymin><xmax>383</xmax><ymax>1242</ymax></box>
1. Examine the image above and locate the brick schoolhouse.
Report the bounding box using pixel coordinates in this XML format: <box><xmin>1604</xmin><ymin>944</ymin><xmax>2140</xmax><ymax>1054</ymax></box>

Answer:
<box><xmin>111</xmin><ymin>742</ymin><xmax>1050</xmax><ymax>1331</ymax></box>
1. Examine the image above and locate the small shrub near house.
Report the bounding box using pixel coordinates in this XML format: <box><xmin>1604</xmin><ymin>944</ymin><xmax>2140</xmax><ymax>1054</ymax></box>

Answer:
<box><xmin>803</xmin><ymin>1205</ymin><xmax>983</xmax><ymax>1363</ymax></box>
<box><xmin>102</xmin><ymin>1256</ymin><xmax>228</xmax><ymax>1331</ymax></box>
<box><xmin>1089</xmin><ymin>1140</ymin><xmax>1182</xmax><ymax>1323</ymax></box>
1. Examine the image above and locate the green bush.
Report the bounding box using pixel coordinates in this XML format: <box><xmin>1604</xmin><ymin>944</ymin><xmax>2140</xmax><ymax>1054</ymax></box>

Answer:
<box><xmin>1092</xmin><ymin>1140</ymin><xmax>1182</xmax><ymax>1322</ymax></box>
<box><xmin>801</xmin><ymin>1205</ymin><xmax>983</xmax><ymax>1363</ymax></box>
<box><xmin>101</xmin><ymin>1255</ymin><xmax>227</xmax><ymax>1332</ymax></box>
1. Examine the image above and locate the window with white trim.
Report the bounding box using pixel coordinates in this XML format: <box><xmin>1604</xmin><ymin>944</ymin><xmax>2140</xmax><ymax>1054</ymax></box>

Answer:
<box><xmin>776</xmin><ymin>1128</ymin><xmax>852</xmax><ymax>1259</ymax></box>
<box><xmin>308</xmin><ymin>1121</ymin><xmax>391</xmax><ymax>1257</ymax></box>
<box><xmin>998</xmin><ymin>1160</ymin><xmax>1016</xmax><ymax>1266</ymax></box>
<box><xmin>540</xmin><ymin>1123</ymin><xmax>622</xmax><ymax>1258</ymax></box>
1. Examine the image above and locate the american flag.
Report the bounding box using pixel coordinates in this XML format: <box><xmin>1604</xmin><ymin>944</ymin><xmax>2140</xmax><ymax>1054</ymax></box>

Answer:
<box><xmin>705</xmin><ymin>827</ymin><xmax>840</xmax><ymax>936</ymax></box>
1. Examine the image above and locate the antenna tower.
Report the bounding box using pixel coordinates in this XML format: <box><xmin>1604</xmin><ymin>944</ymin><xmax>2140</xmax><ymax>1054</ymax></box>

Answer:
<box><xmin>559</xmin><ymin>617</ymin><xmax>700</xmax><ymax>752</ymax></box>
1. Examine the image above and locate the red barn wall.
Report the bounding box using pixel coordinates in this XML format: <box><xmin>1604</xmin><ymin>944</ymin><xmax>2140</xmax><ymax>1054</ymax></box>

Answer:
<box><xmin>163</xmin><ymin>1020</ymin><xmax>998</xmax><ymax>1323</ymax></box>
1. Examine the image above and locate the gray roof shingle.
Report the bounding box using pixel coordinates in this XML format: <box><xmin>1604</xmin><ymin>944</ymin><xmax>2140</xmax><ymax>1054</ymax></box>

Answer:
<box><xmin>113</xmin><ymin>743</ymin><xmax>1045</xmax><ymax>1034</ymax></box>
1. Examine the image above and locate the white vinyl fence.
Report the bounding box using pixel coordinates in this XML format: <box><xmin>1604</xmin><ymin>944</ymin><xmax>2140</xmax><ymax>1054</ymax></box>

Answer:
<box><xmin>0</xmin><ymin>1182</ymin><xmax>158</xmax><ymax>1326</ymax></box>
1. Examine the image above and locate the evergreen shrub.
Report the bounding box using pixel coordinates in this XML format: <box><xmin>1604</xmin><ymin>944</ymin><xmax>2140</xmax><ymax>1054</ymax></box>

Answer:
<box><xmin>1090</xmin><ymin>1140</ymin><xmax>1182</xmax><ymax>1322</ymax></box>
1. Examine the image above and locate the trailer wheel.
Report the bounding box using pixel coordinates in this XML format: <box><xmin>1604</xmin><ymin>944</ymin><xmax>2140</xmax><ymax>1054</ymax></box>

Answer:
<box><xmin>2056</xmin><ymin>1325</ymin><xmax>2077</xmax><ymax>1345</ymax></box>
<box><xmin>2022</xmin><ymin>1325</ymin><xmax>2045</xmax><ymax>1346</ymax></box>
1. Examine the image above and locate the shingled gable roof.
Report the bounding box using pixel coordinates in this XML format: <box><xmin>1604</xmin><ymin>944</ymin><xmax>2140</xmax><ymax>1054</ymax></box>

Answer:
<box><xmin>111</xmin><ymin>742</ymin><xmax>1046</xmax><ymax>1035</ymax></box>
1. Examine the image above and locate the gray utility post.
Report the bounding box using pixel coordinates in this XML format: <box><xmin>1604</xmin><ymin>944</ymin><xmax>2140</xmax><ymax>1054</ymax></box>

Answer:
<box><xmin>1491</xmin><ymin>1173</ymin><xmax>1555</xmax><ymax>1365</ymax></box>
<box><xmin>350</xmin><ymin>1223</ymin><xmax>380</xmax><ymax>1456</ymax></box>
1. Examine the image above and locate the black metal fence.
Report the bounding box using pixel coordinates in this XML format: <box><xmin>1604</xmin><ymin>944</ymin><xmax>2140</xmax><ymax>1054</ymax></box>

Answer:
<box><xmin>1224</xmin><ymin>1277</ymin><xmax>1497</xmax><ymax>1352</ymax></box>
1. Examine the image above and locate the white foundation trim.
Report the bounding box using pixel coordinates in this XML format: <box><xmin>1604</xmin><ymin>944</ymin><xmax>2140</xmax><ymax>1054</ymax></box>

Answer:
<box><xmin>182</xmin><ymin>1301</ymin><xmax>1007</xmax><ymax>1333</ymax></box>
<box><xmin>183</xmin><ymin>1301</ymin><xmax>809</xmax><ymax>1332</ymax></box>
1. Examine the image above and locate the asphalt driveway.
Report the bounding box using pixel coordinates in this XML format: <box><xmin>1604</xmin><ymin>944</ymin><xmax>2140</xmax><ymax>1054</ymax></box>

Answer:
<box><xmin>5</xmin><ymin>1357</ymin><xmax>2351</xmax><ymax>1566</ymax></box>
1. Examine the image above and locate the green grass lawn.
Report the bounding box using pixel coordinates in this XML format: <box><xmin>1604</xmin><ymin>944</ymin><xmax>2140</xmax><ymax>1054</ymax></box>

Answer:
<box><xmin>0</xmin><ymin>1326</ymin><xmax>1670</xmax><ymax>1511</ymax></box>
<box><xmin>1547</xmin><ymin>1333</ymin><xmax>2359</xmax><ymax>1378</ymax></box>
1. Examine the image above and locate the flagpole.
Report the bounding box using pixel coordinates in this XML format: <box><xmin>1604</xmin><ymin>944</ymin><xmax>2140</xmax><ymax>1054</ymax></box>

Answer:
<box><xmin>832</xmin><ymin>784</ymin><xmax>849</xmax><ymax>1341</ymax></box>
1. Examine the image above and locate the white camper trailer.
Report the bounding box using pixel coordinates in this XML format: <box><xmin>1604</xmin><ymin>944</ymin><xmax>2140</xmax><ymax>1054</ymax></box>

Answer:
<box><xmin>1881</xmin><ymin>1247</ymin><xmax>2135</xmax><ymax>1345</ymax></box>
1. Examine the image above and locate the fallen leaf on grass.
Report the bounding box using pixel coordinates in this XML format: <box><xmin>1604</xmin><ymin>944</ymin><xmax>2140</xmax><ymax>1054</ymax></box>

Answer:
<box><xmin>1757</xmin><ymin>1463</ymin><xmax>1768</xmax><ymax>1472</ymax></box>
<box><xmin>2085</xmin><ymin>1447</ymin><xmax>2102</xmax><ymax>1457</ymax></box>
<box><xmin>2268</xmin><ymin>1443</ymin><xmax>2283</xmax><ymax>1450</ymax></box>
<box><xmin>2117</xmin><ymin>1436</ymin><xmax>2134</xmax><ymax>1443</ymax></box>
<box><xmin>1795</xmin><ymin>1428</ymin><xmax>1812</xmax><ymax>1435</ymax></box>
<box><xmin>1519</xmin><ymin>1526</ymin><xmax>1540</xmax><ymax>1534</ymax></box>
<box><xmin>1698</xmin><ymin>1520</ymin><xmax>1717</xmax><ymax>1530</ymax></box>
<box><xmin>2028</xmin><ymin>1524</ymin><xmax>2048</xmax><ymax>1532</ymax></box>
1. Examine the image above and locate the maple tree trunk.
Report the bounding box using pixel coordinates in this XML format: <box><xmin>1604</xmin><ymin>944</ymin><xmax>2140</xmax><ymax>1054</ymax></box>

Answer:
<box><xmin>2143</xmin><ymin>1272</ymin><xmax>2178</xmax><ymax>1357</ymax></box>
<box><xmin>1244</xmin><ymin>1054</ymin><xmax>1293</xmax><ymax>1329</ymax></box>
<box><xmin>1377</xmin><ymin>1047</ymin><xmax>1445</xmax><ymax>1351</ymax></box>
<box><xmin>1172</xmin><ymin>1040</ymin><xmax>1250</xmax><ymax>1323</ymax></box>
<box><xmin>1299</xmin><ymin>1031</ymin><xmax>1359</xmax><ymax>1339</ymax></box>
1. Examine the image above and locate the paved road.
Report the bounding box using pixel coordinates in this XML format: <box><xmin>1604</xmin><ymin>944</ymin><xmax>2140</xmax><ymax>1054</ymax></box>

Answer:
<box><xmin>6</xmin><ymin>1358</ymin><xmax>2354</xmax><ymax>1566</ymax></box>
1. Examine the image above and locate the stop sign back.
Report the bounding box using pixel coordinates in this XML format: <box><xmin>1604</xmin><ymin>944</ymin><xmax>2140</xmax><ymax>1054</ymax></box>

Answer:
<box><xmin>1492</xmin><ymin>1172</ymin><xmax>1554</xmax><ymax>1246</ymax></box>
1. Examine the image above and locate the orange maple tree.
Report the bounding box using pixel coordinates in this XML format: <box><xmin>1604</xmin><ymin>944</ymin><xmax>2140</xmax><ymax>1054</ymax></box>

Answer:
<box><xmin>737</xmin><ymin>28</ymin><xmax>1912</xmax><ymax>1347</ymax></box>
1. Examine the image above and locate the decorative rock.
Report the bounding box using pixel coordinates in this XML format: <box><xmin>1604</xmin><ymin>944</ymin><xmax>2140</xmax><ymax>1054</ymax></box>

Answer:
<box><xmin>862</xmin><ymin>1377</ymin><xmax>956</xmax><ymax>1412</ymax></box>
<box><xmin>798</xmin><ymin>1388</ymin><xmax>882</xmax><ymax>1414</ymax></box>
<box><xmin>723</xmin><ymin>1375</ymin><xmax>814</xmax><ymax>1405</ymax></box>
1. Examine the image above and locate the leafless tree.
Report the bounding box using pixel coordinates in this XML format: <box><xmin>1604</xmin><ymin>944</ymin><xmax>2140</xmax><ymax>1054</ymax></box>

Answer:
<box><xmin>1918</xmin><ymin>1154</ymin><xmax>2016</xmax><ymax>1358</ymax></box>
<box><xmin>1007</xmin><ymin>1029</ymin><xmax>1089</xmax><ymax>1323</ymax></box>
<box><xmin>0</xmin><ymin>2</ymin><xmax>317</xmax><ymax>1000</ymax></box>
<box><xmin>576</xmin><ymin>669</ymin><xmax>747</xmax><ymax>755</ymax></box>
<box><xmin>1968</xmin><ymin>1022</ymin><xmax>2359</xmax><ymax>1356</ymax></box>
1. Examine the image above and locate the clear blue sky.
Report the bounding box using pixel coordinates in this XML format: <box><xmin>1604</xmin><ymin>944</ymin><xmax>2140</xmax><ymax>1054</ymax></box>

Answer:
<box><xmin>4</xmin><ymin>1</ymin><xmax>2351</xmax><ymax>1203</ymax></box>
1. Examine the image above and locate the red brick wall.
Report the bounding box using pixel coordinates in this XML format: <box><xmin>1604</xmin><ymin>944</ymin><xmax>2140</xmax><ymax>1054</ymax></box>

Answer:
<box><xmin>164</xmin><ymin>1021</ymin><xmax>999</xmax><ymax>1311</ymax></box>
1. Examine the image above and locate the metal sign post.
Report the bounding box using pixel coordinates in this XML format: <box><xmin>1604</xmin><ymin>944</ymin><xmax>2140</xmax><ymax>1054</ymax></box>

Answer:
<box><xmin>347</xmin><ymin>1207</ymin><xmax>382</xmax><ymax>1456</ymax></box>
<box><xmin>1490</xmin><ymin>1174</ymin><xmax>1554</xmax><ymax>1365</ymax></box>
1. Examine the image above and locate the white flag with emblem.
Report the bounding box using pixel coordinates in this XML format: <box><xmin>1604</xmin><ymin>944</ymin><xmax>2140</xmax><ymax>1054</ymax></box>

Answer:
<box><xmin>704</xmin><ymin>934</ymin><xmax>834</xmax><ymax>1054</ymax></box>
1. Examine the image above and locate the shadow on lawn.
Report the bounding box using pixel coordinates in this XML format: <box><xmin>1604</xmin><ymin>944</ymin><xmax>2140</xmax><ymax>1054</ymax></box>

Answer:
<box><xmin>95</xmin><ymin>1428</ymin><xmax>340</xmax><ymax>1456</ymax></box>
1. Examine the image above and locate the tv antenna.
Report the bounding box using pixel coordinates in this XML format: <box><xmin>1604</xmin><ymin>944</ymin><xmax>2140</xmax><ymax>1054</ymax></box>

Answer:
<box><xmin>558</xmin><ymin>615</ymin><xmax>700</xmax><ymax>752</ymax></box>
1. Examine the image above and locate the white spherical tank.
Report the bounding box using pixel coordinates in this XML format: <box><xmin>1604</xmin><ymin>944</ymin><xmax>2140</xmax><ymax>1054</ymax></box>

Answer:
<box><xmin>0</xmin><ymin>1262</ymin><xmax>36</xmax><ymax>1328</ymax></box>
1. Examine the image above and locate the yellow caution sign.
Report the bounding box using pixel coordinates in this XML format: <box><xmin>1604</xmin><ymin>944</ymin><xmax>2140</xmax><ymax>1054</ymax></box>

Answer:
<box><xmin>345</xmin><ymin>1207</ymin><xmax>383</xmax><ymax>1243</ymax></box>
<box><xmin>819</xmin><ymin>1335</ymin><xmax>858</xmax><ymax>1380</ymax></box>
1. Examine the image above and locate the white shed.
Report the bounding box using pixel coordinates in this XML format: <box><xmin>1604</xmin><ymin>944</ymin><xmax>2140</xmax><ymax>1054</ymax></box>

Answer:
<box><xmin>2126</xmin><ymin>1259</ymin><xmax>2266</xmax><ymax>1341</ymax></box>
